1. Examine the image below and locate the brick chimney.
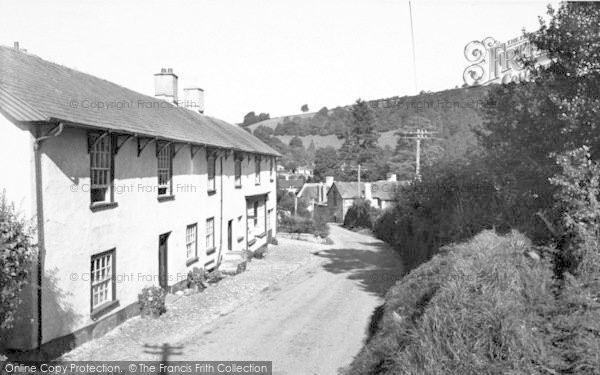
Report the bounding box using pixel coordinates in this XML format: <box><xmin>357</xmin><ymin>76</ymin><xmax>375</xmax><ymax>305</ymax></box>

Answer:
<box><xmin>154</xmin><ymin>68</ymin><xmax>178</xmax><ymax>104</ymax></box>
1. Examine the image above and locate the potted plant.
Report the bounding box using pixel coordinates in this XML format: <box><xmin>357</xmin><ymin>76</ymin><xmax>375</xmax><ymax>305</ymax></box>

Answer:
<box><xmin>138</xmin><ymin>286</ymin><xmax>166</xmax><ymax>318</ymax></box>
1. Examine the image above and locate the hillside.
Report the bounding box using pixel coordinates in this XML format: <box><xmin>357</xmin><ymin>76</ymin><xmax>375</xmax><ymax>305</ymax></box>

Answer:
<box><xmin>248</xmin><ymin>86</ymin><xmax>490</xmax><ymax>151</ymax></box>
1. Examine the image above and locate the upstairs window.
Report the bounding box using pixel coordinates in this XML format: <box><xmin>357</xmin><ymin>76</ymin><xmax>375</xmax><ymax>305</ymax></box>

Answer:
<box><xmin>234</xmin><ymin>158</ymin><xmax>242</xmax><ymax>188</ymax></box>
<box><xmin>208</xmin><ymin>155</ymin><xmax>216</xmax><ymax>192</ymax></box>
<box><xmin>255</xmin><ymin>157</ymin><xmax>261</xmax><ymax>185</ymax></box>
<box><xmin>89</xmin><ymin>133</ymin><xmax>114</xmax><ymax>204</ymax></box>
<box><xmin>157</xmin><ymin>142</ymin><xmax>173</xmax><ymax>196</ymax></box>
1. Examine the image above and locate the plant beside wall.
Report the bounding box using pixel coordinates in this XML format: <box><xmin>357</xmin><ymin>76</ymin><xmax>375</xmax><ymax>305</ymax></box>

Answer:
<box><xmin>0</xmin><ymin>190</ymin><xmax>36</xmax><ymax>330</ymax></box>
<box><xmin>186</xmin><ymin>267</ymin><xmax>208</xmax><ymax>291</ymax></box>
<box><xmin>138</xmin><ymin>286</ymin><xmax>166</xmax><ymax>318</ymax></box>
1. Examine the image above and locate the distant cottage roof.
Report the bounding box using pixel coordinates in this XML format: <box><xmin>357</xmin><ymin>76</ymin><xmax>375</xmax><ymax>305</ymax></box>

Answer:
<box><xmin>277</xmin><ymin>178</ymin><xmax>305</xmax><ymax>190</ymax></box>
<box><xmin>370</xmin><ymin>180</ymin><xmax>407</xmax><ymax>201</ymax></box>
<box><xmin>332</xmin><ymin>182</ymin><xmax>366</xmax><ymax>199</ymax></box>
<box><xmin>0</xmin><ymin>46</ymin><xmax>279</xmax><ymax>156</ymax></box>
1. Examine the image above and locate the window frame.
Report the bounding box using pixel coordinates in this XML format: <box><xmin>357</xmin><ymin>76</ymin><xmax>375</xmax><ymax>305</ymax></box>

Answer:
<box><xmin>157</xmin><ymin>142</ymin><xmax>173</xmax><ymax>198</ymax></box>
<box><xmin>90</xmin><ymin>249</ymin><xmax>117</xmax><ymax>317</ymax></box>
<box><xmin>185</xmin><ymin>223</ymin><xmax>198</xmax><ymax>264</ymax></box>
<box><xmin>207</xmin><ymin>155</ymin><xmax>216</xmax><ymax>193</ymax></box>
<box><xmin>206</xmin><ymin>217</ymin><xmax>215</xmax><ymax>254</ymax></box>
<box><xmin>255</xmin><ymin>157</ymin><xmax>261</xmax><ymax>185</ymax></box>
<box><xmin>234</xmin><ymin>157</ymin><xmax>242</xmax><ymax>188</ymax></box>
<box><xmin>89</xmin><ymin>133</ymin><xmax>116</xmax><ymax>208</ymax></box>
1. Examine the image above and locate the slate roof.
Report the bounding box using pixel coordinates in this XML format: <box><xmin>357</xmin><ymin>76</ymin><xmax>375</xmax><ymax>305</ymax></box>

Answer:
<box><xmin>277</xmin><ymin>178</ymin><xmax>305</xmax><ymax>190</ymax></box>
<box><xmin>0</xmin><ymin>46</ymin><xmax>279</xmax><ymax>156</ymax></box>
<box><xmin>297</xmin><ymin>183</ymin><xmax>325</xmax><ymax>202</ymax></box>
<box><xmin>332</xmin><ymin>182</ymin><xmax>366</xmax><ymax>199</ymax></box>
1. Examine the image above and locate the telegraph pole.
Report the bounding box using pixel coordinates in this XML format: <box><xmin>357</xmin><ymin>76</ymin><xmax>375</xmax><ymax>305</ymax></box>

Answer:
<box><xmin>357</xmin><ymin>164</ymin><xmax>361</xmax><ymax>197</ymax></box>
<box><xmin>398</xmin><ymin>128</ymin><xmax>438</xmax><ymax>179</ymax></box>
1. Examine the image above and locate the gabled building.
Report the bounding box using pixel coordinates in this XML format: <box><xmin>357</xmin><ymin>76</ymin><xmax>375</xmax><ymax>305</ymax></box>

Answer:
<box><xmin>327</xmin><ymin>182</ymin><xmax>366</xmax><ymax>222</ymax></box>
<box><xmin>0</xmin><ymin>44</ymin><xmax>279</xmax><ymax>352</ymax></box>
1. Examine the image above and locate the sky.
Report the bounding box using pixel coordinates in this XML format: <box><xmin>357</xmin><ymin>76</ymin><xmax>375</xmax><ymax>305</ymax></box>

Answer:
<box><xmin>0</xmin><ymin>0</ymin><xmax>557</xmax><ymax>124</ymax></box>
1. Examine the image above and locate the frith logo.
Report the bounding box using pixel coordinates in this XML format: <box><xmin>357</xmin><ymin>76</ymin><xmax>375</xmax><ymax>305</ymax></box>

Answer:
<box><xmin>463</xmin><ymin>36</ymin><xmax>549</xmax><ymax>86</ymax></box>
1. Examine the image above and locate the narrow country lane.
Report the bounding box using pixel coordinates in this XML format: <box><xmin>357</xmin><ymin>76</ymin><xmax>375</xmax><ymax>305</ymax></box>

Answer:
<box><xmin>177</xmin><ymin>225</ymin><xmax>405</xmax><ymax>374</ymax></box>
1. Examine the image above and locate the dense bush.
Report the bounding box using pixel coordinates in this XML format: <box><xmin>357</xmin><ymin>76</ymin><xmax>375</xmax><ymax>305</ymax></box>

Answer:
<box><xmin>0</xmin><ymin>190</ymin><xmax>36</xmax><ymax>330</ymax></box>
<box><xmin>373</xmin><ymin>160</ymin><xmax>502</xmax><ymax>269</ymax></box>
<box><xmin>343</xmin><ymin>199</ymin><xmax>379</xmax><ymax>229</ymax></box>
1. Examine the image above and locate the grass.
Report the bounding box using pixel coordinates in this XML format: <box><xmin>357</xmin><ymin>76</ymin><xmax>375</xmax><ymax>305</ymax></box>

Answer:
<box><xmin>347</xmin><ymin>230</ymin><xmax>600</xmax><ymax>375</ymax></box>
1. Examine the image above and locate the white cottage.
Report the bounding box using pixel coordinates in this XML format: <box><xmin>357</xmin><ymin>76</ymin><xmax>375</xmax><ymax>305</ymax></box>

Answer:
<box><xmin>0</xmin><ymin>44</ymin><xmax>279</xmax><ymax>353</ymax></box>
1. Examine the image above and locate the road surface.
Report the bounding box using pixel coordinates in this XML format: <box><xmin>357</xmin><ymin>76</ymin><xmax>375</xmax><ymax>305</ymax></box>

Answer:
<box><xmin>176</xmin><ymin>225</ymin><xmax>405</xmax><ymax>374</ymax></box>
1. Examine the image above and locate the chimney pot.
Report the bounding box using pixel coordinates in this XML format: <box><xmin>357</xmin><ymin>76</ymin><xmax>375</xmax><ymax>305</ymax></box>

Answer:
<box><xmin>167</xmin><ymin>68</ymin><xmax>173</xmax><ymax>73</ymax></box>
<box><xmin>161</xmin><ymin>68</ymin><xmax>166</xmax><ymax>73</ymax></box>
<box><xmin>13</xmin><ymin>42</ymin><xmax>19</xmax><ymax>50</ymax></box>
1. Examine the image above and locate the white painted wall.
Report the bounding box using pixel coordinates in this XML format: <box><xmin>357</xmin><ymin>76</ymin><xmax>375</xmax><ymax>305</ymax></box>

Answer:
<box><xmin>0</xmin><ymin>112</ymin><xmax>35</xmax><ymax>219</ymax></box>
<box><xmin>37</xmin><ymin>126</ymin><xmax>277</xmax><ymax>345</ymax></box>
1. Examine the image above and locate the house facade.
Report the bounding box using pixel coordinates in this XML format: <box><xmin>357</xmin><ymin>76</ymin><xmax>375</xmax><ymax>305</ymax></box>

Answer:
<box><xmin>0</xmin><ymin>45</ymin><xmax>278</xmax><ymax>352</ymax></box>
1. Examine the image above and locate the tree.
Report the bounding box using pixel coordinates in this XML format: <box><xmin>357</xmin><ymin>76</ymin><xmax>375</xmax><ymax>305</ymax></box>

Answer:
<box><xmin>301</xmin><ymin>104</ymin><xmax>309</xmax><ymax>113</ymax></box>
<box><xmin>478</xmin><ymin>2</ymin><xmax>600</xmax><ymax>233</ymax></box>
<box><xmin>314</xmin><ymin>146</ymin><xmax>339</xmax><ymax>181</ymax></box>
<box><xmin>242</xmin><ymin>111</ymin><xmax>270</xmax><ymax>127</ymax></box>
<box><xmin>338</xmin><ymin>99</ymin><xmax>385</xmax><ymax>180</ymax></box>
<box><xmin>253</xmin><ymin>125</ymin><xmax>274</xmax><ymax>143</ymax></box>
<box><xmin>289</xmin><ymin>136</ymin><xmax>304</xmax><ymax>149</ymax></box>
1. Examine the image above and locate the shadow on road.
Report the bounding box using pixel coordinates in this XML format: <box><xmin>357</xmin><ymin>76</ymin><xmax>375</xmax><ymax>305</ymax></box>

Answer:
<box><xmin>143</xmin><ymin>343</ymin><xmax>184</xmax><ymax>374</ymax></box>
<box><xmin>315</xmin><ymin>241</ymin><xmax>405</xmax><ymax>297</ymax></box>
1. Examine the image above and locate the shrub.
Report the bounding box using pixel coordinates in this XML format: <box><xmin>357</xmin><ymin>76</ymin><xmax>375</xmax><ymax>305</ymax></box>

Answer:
<box><xmin>343</xmin><ymin>199</ymin><xmax>374</xmax><ymax>229</ymax></box>
<box><xmin>278</xmin><ymin>213</ymin><xmax>329</xmax><ymax>238</ymax></box>
<box><xmin>0</xmin><ymin>190</ymin><xmax>36</xmax><ymax>330</ymax></box>
<box><xmin>373</xmin><ymin>160</ymin><xmax>501</xmax><ymax>269</ymax></box>
<box><xmin>138</xmin><ymin>286</ymin><xmax>166</xmax><ymax>317</ymax></box>
<box><xmin>348</xmin><ymin>231</ymin><xmax>561</xmax><ymax>374</ymax></box>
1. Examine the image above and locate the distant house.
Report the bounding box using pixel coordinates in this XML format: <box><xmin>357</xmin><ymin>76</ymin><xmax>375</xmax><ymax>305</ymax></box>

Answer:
<box><xmin>326</xmin><ymin>175</ymin><xmax>406</xmax><ymax>222</ymax></box>
<box><xmin>327</xmin><ymin>182</ymin><xmax>366</xmax><ymax>222</ymax></box>
<box><xmin>296</xmin><ymin>178</ymin><xmax>332</xmax><ymax>212</ymax></box>
<box><xmin>277</xmin><ymin>177</ymin><xmax>305</xmax><ymax>195</ymax></box>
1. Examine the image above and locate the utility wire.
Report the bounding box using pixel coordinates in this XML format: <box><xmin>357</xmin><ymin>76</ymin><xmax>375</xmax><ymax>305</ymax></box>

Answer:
<box><xmin>409</xmin><ymin>0</ymin><xmax>418</xmax><ymax>94</ymax></box>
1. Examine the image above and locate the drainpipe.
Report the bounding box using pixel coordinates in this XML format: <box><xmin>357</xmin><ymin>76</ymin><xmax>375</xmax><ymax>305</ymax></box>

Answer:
<box><xmin>216</xmin><ymin>155</ymin><xmax>224</xmax><ymax>268</ymax></box>
<box><xmin>33</xmin><ymin>122</ymin><xmax>64</xmax><ymax>349</ymax></box>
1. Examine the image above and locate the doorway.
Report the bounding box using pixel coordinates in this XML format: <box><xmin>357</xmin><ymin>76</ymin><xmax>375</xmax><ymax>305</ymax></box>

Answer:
<box><xmin>158</xmin><ymin>233</ymin><xmax>170</xmax><ymax>290</ymax></box>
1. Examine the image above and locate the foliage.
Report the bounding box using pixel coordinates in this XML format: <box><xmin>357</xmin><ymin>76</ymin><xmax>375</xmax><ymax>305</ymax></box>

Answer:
<box><xmin>549</xmin><ymin>146</ymin><xmax>600</xmax><ymax>279</ymax></box>
<box><xmin>313</xmin><ymin>146</ymin><xmax>339</xmax><ymax>182</ymax></box>
<box><xmin>301</xmin><ymin>104</ymin><xmax>309</xmax><ymax>113</ymax></box>
<box><xmin>278</xmin><ymin>214</ymin><xmax>329</xmax><ymax>238</ymax></box>
<box><xmin>0</xmin><ymin>190</ymin><xmax>36</xmax><ymax>330</ymax></box>
<box><xmin>373</xmin><ymin>159</ymin><xmax>501</xmax><ymax>268</ymax></box>
<box><xmin>478</xmin><ymin>2</ymin><xmax>600</xmax><ymax>240</ymax></box>
<box><xmin>276</xmin><ymin>191</ymin><xmax>309</xmax><ymax>217</ymax></box>
<box><xmin>242</xmin><ymin>111</ymin><xmax>270</xmax><ymax>127</ymax></box>
<box><xmin>348</xmin><ymin>231</ymin><xmax>563</xmax><ymax>374</ymax></box>
<box><xmin>138</xmin><ymin>285</ymin><xmax>166</xmax><ymax>316</ymax></box>
<box><xmin>343</xmin><ymin>199</ymin><xmax>378</xmax><ymax>229</ymax></box>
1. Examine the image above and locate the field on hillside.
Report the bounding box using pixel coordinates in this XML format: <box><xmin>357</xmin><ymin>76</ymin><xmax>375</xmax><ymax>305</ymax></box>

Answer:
<box><xmin>276</xmin><ymin>130</ymin><xmax>398</xmax><ymax>149</ymax></box>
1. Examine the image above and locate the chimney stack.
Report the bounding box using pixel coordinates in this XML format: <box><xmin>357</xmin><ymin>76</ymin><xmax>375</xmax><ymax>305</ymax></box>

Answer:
<box><xmin>154</xmin><ymin>68</ymin><xmax>178</xmax><ymax>104</ymax></box>
<box><xmin>13</xmin><ymin>42</ymin><xmax>19</xmax><ymax>50</ymax></box>
<box><xmin>325</xmin><ymin>176</ymin><xmax>334</xmax><ymax>189</ymax></box>
<box><xmin>183</xmin><ymin>87</ymin><xmax>204</xmax><ymax>114</ymax></box>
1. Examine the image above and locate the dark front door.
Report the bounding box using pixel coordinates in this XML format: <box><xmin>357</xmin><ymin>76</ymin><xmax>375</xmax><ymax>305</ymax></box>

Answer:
<box><xmin>227</xmin><ymin>220</ymin><xmax>233</xmax><ymax>251</ymax></box>
<box><xmin>158</xmin><ymin>233</ymin><xmax>169</xmax><ymax>289</ymax></box>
